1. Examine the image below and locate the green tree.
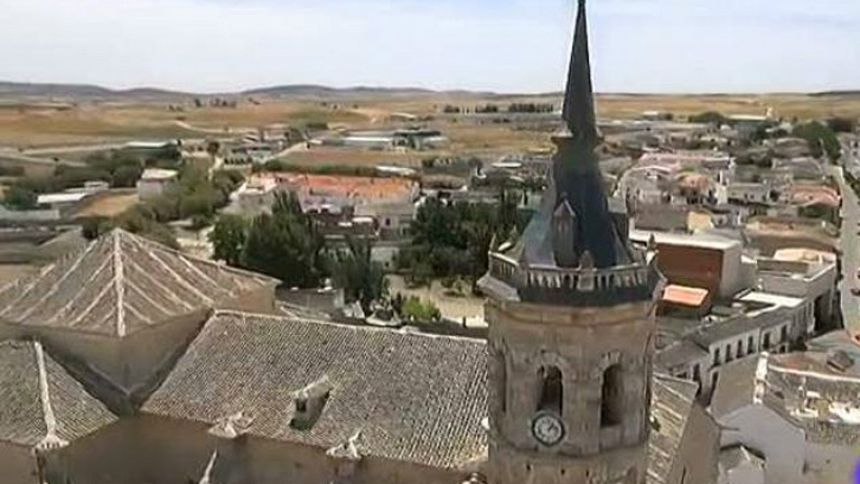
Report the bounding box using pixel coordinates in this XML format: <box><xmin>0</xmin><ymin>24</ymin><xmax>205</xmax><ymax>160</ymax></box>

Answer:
<box><xmin>332</xmin><ymin>237</ymin><xmax>387</xmax><ymax>310</ymax></box>
<box><xmin>793</xmin><ymin>121</ymin><xmax>841</xmax><ymax>161</ymax></box>
<box><xmin>81</xmin><ymin>217</ymin><xmax>114</xmax><ymax>240</ymax></box>
<box><xmin>209</xmin><ymin>214</ymin><xmax>249</xmax><ymax>266</ymax></box>
<box><xmin>3</xmin><ymin>185</ymin><xmax>38</xmax><ymax>209</ymax></box>
<box><xmin>241</xmin><ymin>192</ymin><xmax>328</xmax><ymax>287</ymax></box>
<box><xmin>689</xmin><ymin>111</ymin><xmax>727</xmax><ymax>125</ymax></box>
<box><xmin>827</xmin><ymin>117</ymin><xmax>856</xmax><ymax>133</ymax></box>
<box><xmin>401</xmin><ymin>296</ymin><xmax>441</xmax><ymax>323</ymax></box>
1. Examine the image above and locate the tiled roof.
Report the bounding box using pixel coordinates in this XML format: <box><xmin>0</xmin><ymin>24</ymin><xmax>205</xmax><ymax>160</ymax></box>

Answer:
<box><xmin>662</xmin><ymin>285</ymin><xmax>709</xmax><ymax>308</ymax></box>
<box><xmin>712</xmin><ymin>352</ymin><xmax>860</xmax><ymax>446</ymax></box>
<box><xmin>0</xmin><ymin>229</ymin><xmax>277</xmax><ymax>338</ymax></box>
<box><xmin>692</xmin><ymin>308</ymin><xmax>789</xmax><ymax>346</ymax></box>
<box><xmin>0</xmin><ymin>340</ymin><xmax>117</xmax><ymax>448</ymax></box>
<box><xmin>144</xmin><ymin>311</ymin><xmax>700</xmax><ymax>474</ymax></box>
<box><xmin>143</xmin><ymin>312</ymin><xmax>489</xmax><ymax>469</ymax></box>
<box><xmin>647</xmin><ymin>376</ymin><xmax>699</xmax><ymax>484</ymax></box>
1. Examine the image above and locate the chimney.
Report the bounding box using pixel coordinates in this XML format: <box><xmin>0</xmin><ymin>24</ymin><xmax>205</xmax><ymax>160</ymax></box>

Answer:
<box><xmin>290</xmin><ymin>375</ymin><xmax>333</xmax><ymax>430</ymax></box>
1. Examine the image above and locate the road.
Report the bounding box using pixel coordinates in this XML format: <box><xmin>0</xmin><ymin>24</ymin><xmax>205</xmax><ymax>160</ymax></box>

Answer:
<box><xmin>835</xmin><ymin>135</ymin><xmax>860</xmax><ymax>335</ymax></box>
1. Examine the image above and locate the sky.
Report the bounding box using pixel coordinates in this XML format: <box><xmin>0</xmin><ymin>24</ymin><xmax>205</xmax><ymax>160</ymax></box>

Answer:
<box><xmin>0</xmin><ymin>0</ymin><xmax>858</xmax><ymax>94</ymax></box>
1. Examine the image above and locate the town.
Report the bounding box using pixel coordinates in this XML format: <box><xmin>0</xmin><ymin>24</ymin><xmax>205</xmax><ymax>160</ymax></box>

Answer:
<box><xmin>1</xmin><ymin>1</ymin><xmax>860</xmax><ymax>484</ymax></box>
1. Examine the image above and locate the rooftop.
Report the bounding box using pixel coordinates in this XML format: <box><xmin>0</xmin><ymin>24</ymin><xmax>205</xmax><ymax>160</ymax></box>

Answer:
<box><xmin>143</xmin><ymin>311</ymin><xmax>488</xmax><ymax>470</ymax></box>
<box><xmin>0</xmin><ymin>340</ymin><xmax>117</xmax><ymax>448</ymax></box>
<box><xmin>630</xmin><ymin>230</ymin><xmax>741</xmax><ymax>252</ymax></box>
<box><xmin>712</xmin><ymin>352</ymin><xmax>860</xmax><ymax>446</ymax></box>
<box><xmin>264</xmin><ymin>173</ymin><xmax>417</xmax><ymax>202</ymax></box>
<box><xmin>140</xmin><ymin>168</ymin><xmax>178</xmax><ymax>181</ymax></box>
<box><xmin>692</xmin><ymin>307</ymin><xmax>788</xmax><ymax>346</ymax></box>
<box><xmin>37</xmin><ymin>192</ymin><xmax>90</xmax><ymax>205</ymax></box>
<box><xmin>143</xmin><ymin>311</ymin><xmax>701</xmax><ymax>475</ymax></box>
<box><xmin>662</xmin><ymin>284</ymin><xmax>709</xmax><ymax>308</ymax></box>
<box><xmin>0</xmin><ymin>229</ymin><xmax>277</xmax><ymax>338</ymax></box>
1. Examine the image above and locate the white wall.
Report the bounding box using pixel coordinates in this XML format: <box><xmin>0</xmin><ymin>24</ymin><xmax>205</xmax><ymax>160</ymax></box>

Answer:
<box><xmin>720</xmin><ymin>460</ymin><xmax>765</xmax><ymax>484</ymax></box>
<box><xmin>719</xmin><ymin>406</ymin><xmax>806</xmax><ymax>484</ymax></box>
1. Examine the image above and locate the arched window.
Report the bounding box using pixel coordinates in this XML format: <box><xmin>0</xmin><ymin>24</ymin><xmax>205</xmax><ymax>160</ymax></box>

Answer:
<box><xmin>601</xmin><ymin>364</ymin><xmax>623</xmax><ymax>427</ymax></box>
<box><xmin>537</xmin><ymin>366</ymin><xmax>563</xmax><ymax>414</ymax></box>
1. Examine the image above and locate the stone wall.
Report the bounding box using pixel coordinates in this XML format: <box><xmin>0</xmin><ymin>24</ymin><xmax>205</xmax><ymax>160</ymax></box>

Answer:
<box><xmin>0</xmin><ymin>442</ymin><xmax>37</xmax><ymax>484</ymax></box>
<box><xmin>487</xmin><ymin>298</ymin><xmax>655</xmax><ymax>484</ymax></box>
<box><xmin>665</xmin><ymin>402</ymin><xmax>720</xmax><ymax>484</ymax></box>
<box><xmin>55</xmin><ymin>415</ymin><xmax>468</xmax><ymax>484</ymax></box>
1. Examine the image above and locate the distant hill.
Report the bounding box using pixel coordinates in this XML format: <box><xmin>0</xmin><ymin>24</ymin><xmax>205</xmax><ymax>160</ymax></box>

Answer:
<box><xmin>0</xmin><ymin>82</ymin><xmax>189</xmax><ymax>100</ymax></box>
<box><xmin>0</xmin><ymin>81</ymin><xmax>494</xmax><ymax>101</ymax></box>
<box><xmin>811</xmin><ymin>90</ymin><xmax>860</xmax><ymax>98</ymax></box>
<box><xmin>241</xmin><ymin>84</ymin><xmax>493</xmax><ymax>99</ymax></box>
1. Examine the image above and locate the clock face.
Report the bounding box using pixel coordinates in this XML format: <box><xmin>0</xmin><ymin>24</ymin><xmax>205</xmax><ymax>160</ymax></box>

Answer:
<box><xmin>532</xmin><ymin>412</ymin><xmax>565</xmax><ymax>447</ymax></box>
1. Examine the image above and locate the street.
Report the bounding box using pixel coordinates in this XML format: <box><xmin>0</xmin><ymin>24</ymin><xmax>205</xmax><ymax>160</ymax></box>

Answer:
<box><xmin>835</xmin><ymin>135</ymin><xmax>860</xmax><ymax>335</ymax></box>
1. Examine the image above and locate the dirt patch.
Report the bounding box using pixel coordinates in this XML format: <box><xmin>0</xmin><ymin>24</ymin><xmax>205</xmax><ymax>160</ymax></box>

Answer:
<box><xmin>75</xmin><ymin>192</ymin><xmax>140</xmax><ymax>218</ymax></box>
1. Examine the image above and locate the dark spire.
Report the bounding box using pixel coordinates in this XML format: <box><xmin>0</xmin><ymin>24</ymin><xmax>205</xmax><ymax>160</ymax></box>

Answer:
<box><xmin>562</xmin><ymin>0</ymin><xmax>597</xmax><ymax>144</ymax></box>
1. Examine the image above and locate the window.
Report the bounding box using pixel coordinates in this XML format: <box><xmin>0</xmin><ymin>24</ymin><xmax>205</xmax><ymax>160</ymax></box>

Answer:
<box><xmin>601</xmin><ymin>364</ymin><xmax>623</xmax><ymax>427</ymax></box>
<box><xmin>780</xmin><ymin>326</ymin><xmax>788</xmax><ymax>343</ymax></box>
<box><xmin>763</xmin><ymin>332</ymin><xmax>771</xmax><ymax>349</ymax></box>
<box><xmin>714</xmin><ymin>348</ymin><xmax>721</xmax><ymax>366</ymax></box>
<box><xmin>748</xmin><ymin>336</ymin><xmax>754</xmax><ymax>355</ymax></box>
<box><xmin>725</xmin><ymin>344</ymin><xmax>733</xmax><ymax>363</ymax></box>
<box><xmin>538</xmin><ymin>366</ymin><xmax>563</xmax><ymax>414</ymax></box>
<box><xmin>737</xmin><ymin>341</ymin><xmax>744</xmax><ymax>359</ymax></box>
<box><xmin>693</xmin><ymin>364</ymin><xmax>701</xmax><ymax>382</ymax></box>
<box><xmin>711</xmin><ymin>371</ymin><xmax>719</xmax><ymax>390</ymax></box>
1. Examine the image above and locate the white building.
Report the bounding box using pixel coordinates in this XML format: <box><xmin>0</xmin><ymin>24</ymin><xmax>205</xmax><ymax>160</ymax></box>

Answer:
<box><xmin>727</xmin><ymin>182</ymin><xmax>772</xmax><ymax>205</ymax></box>
<box><xmin>136</xmin><ymin>168</ymin><xmax>178</xmax><ymax>200</ymax></box>
<box><xmin>712</xmin><ymin>351</ymin><xmax>860</xmax><ymax>484</ymax></box>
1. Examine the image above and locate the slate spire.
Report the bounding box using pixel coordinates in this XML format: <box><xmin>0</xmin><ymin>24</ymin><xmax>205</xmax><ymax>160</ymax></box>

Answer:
<box><xmin>562</xmin><ymin>0</ymin><xmax>598</xmax><ymax>144</ymax></box>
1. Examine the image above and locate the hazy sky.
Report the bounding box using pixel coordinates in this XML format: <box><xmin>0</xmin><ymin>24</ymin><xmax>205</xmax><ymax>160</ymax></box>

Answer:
<box><xmin>1</xmin><ymin>0</ymin><xmax>858</xmax><ymax>94</ymax></box>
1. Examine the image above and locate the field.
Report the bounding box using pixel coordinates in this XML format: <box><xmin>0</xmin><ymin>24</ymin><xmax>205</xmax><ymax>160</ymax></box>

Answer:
<box><xmin>0</xmin><ymin>91</ymin><xmax>858</xmax><ymax>158</ymax></box>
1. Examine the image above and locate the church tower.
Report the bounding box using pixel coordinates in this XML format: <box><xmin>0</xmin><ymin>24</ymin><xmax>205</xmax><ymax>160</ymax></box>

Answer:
<box><xmin>478</xmin><ymin>1</ymin><xmax>664</xmax><ymax>483</ymax></box>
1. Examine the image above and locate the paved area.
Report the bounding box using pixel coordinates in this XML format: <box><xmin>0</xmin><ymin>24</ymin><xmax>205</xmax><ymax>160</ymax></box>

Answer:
<box><xmin>836</xmin><ymin>136</ymin><xmax>860</xmax><ymax>335</ymax></box>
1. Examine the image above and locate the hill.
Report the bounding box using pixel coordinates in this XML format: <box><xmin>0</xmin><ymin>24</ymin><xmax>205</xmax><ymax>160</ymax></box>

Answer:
<box><xmin>0</xmin><ymin>81</ymin><xmax>497</xmax><ymax>102</ymax></box>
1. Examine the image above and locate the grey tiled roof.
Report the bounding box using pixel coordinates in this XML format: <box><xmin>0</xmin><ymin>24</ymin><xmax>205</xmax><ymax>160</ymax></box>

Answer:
<box><xmin>0</xmin><ymin>229</ymin><xmax>276</xmax><ymax>337</ymax></box>
<box><xmin>647</xmin><ymin>376</ymin><xmax>699</xmax><ymax>484</ymax></box>
<box><xmin>0</xmin><ymin>340</ymin><xmax>117</xmax><ymax>448</ymax></box>
<box><xmin>144</xmin><ymin>311</ymin><xmax>699</xmax><ymax>474</ymax></box>
<box><xmin>143</xmin><ymin>312</ymin><xmax>489</xmax><ymax>469</ymax></box>
<box><xmin>656</xmin><ymin>340</ymin><xmax>710</xmax><ymax>371</ymax></box>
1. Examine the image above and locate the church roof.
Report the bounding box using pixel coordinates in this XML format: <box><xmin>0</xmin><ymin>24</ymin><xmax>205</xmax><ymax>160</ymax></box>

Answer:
<box><xmin>144</xmin><ymin>312</ymin><xmax>700</xmax><ymax>473</ymax></box>
<box><xmin>0</xmin><ymin>340</ymin><xmax>117</xmax><ymax>448</ymax></box>
<box><xmin>647</xmin><ymin>376</ymin><xmax>699</xmax><ymax>484</ymax></box>
<box><xmin>0</xmin><ymin>229</ymin><xmax>277</xmax><ymax>338</ymax></box>
<box><xmin>143</xmin><ymin>311</ymin><xmax>489</xmax><ymax>470</ymax></box>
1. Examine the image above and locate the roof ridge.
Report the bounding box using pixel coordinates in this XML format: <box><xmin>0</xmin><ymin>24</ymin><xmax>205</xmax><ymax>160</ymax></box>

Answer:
<box><xmin>113</xmin><ymin>230</ymin><xmax>127</xmax><ymax>337</ymax></box>
<box><xmin>33</xmin><ymin>341</ymin><xmax>68</xmax><ymax>452</ymax></box>
<box><xmin>210</xmin><ymin>310</ymin><xmax>488</xmax><ymax>345</ymax></box>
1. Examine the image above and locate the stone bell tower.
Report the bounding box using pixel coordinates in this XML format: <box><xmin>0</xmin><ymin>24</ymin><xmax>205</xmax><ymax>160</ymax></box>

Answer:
<box><xmin>478</xmin><ymin>1</ymin><xmax>663</xmax><ymax>483</ymax></box>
